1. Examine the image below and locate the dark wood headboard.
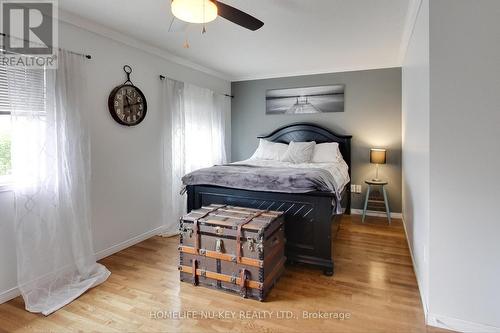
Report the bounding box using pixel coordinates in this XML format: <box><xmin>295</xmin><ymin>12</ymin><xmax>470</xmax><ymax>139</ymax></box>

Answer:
<box><xmin>257</xmin><ymin>123</ymin><xmax>352</xmax><ymax>180</ymax></box>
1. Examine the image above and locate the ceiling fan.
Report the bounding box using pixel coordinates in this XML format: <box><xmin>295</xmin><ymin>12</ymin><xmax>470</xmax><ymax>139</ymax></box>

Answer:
<box><xmin>171</xmin><ymin>0</ymin><xmax>264</xmax><ymax>31</ymax></box>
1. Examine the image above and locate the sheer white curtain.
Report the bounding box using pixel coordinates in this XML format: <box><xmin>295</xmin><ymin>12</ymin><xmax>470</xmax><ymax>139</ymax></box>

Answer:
<box><xmin>161</xmin><ymin>79</ymin><xmax>228</xmax><ymax>231</ymax></box>
<box><xmin>161</xmin><ymin>78</ymin><xmax>185</xmax><ymax>234</ymax></box>
<box><xmin>183</xmin><ymin>83</ymin><xmax>227</xmax><ymax>170</ymax></box>
<box><xmin>9</xmin><ymin>50</ymin><xmax>110</xmax><ymax>315</ymax></box>
<box><xmin>214</xmin><ymin>93</ymin><xmax>230</xmax><ymax>162</ymax></box>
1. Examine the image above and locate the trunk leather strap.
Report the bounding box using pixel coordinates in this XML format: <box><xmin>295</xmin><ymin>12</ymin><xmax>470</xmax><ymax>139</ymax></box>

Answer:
<box><xmin>239</xmin><ymin>268</ymin><xmax>249</xmax><ymax>298</ymax></box>
<box><xmin>192</xmin><ymin>205</ymin><xmax>226</xmax><ymax>253</ymax></box>
<box><xmin>179</xmin><ymin>265</ymin><xmax>263</xmax><ymax>290</ymax></box>
<box><xmin>192</xmin><ymin>259</ymin><xmax>199</xmax><ymax>286</ymax></box>
<box><xmin>193</xmin><ymin>219</ymin><xmax>200</xmax><ymax>252</ymax></box>
<box><xmin>236</xmin><ymin>210</ymin><xmax>267</xmax><ymax>262</ymax></box>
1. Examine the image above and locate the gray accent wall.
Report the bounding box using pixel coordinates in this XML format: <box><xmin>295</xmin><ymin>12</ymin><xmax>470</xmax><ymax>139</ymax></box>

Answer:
<box><xmin>231</xmin><ymin>68</ymin><xmax>402</xmax><ymax>212</ymax></box>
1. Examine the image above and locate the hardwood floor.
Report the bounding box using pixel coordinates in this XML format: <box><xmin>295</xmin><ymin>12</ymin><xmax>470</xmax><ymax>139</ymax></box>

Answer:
<box><xmin>0</xmin><ymin>215</ymin><xmax>451</xmax><ymax>333</ymax></box>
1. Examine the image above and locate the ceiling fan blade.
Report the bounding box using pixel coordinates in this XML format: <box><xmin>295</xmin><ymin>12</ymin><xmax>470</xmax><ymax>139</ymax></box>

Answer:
<box><xmin>213</xmin><ymin>1</ymin><xmax>264</xmax><ymax>31</ymax></box>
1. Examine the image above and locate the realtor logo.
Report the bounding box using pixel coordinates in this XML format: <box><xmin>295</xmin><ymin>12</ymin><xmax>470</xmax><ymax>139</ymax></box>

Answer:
<box><xmin>1</xmin><ymin>0</ymin><xmax>58</xmax><ymax>67</ymax></box>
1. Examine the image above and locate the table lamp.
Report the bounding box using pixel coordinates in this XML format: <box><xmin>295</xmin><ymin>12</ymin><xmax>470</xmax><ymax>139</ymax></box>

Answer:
<box><xmin>370</xmin><ymin>148</ymin><xmax>386</xmax><ymax>181</ymax></box>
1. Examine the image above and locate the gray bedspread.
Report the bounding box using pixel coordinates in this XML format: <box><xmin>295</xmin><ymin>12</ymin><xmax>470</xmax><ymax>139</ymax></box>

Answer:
<box><xmin>182</xmin><ymin>164</ymin><xmax>337</xmax><ymax>194</ymax></box>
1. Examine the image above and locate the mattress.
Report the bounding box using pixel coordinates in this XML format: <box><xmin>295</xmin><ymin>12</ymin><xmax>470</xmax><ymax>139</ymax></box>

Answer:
<box><xmin>182</xmin><ymin>158</ymin><xmax>350</xmax><ymax>214</ymax></box>
<box><xmin>233</xmin><ymin>158</ymin><xmax>350</xmax><ymax>194</ymax></box>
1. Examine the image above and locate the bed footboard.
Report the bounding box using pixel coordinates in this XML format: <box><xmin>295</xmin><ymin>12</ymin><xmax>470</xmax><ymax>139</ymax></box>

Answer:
<box><xmin>187</xmin><ymin>185</ymin><xmax>341</xmax><ymax>276</ymax></box>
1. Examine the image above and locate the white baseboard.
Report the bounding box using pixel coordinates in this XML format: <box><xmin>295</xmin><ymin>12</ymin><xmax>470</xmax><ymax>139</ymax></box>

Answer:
<box><xmin>0</xmin><ymin>225</ymin><xmax>170</xmax><ymax>305</ymax></box>
<box><xmin>428</xmin><ymin>313</ymin><xmax>500</xmax><ymax>333</ymax></box>
<box><xmin>400</xmin><ymin>215</ymin><xmax>429</xmax><ymax>319</ymax></box>
<box><xmin>351</xmin><ymin>209</ymin><xmax>402</xmax><ymax>219</ymax></box>
<box><xmin>94</xmin><ymin>225</ymin><xmax>169</xmax><ymax>261</ymax></box>
<box><xmin>0</xmin><ymin>286</ymin><xmax>21</xmax><ymax>305</ymax></box>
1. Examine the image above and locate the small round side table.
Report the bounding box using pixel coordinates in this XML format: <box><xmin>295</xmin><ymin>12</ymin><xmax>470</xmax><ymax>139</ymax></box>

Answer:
<box><xmin>362</xmin><ymin>180</ymin><xmax>391</xmax><ymax>223</ymax></box>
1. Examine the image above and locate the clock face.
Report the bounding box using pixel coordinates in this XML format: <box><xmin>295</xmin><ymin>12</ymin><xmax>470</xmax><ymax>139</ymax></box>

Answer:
<box><xmin>108</xmin><ymin>85</ymin><xmax>147</xmax><ymax>126</ymax></box>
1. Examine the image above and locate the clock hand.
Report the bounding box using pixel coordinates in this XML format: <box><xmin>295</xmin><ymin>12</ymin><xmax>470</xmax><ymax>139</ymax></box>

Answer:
<box><xmin>127</xmin><ymin>102</ymin><xmax>143</xmax><ymax>107</ymax></box>
<box><xmin>123</xmin><ymin>96</ymin><xmax>134</xmax><ymax>121</ymax></box>
<box><xmin>126</xmin><ymin>96</ymin><xmax>138</xmax><ymax>115</ymax></box>
<box><xmin>124</xmin><ymin>95</ymin><xmax>130</xmax><ymax>108</ymax></box>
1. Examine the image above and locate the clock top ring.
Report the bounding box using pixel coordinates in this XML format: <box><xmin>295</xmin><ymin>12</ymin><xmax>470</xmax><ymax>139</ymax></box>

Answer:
<box><xmin>108</xmin><ymin>65</ymin><xmax>147</xmax><ymax>127</ymax></box>
<box><xmin>123</xmin><ymin>65</ymin><xmax>132</xmax><ymax>83</ymax></box>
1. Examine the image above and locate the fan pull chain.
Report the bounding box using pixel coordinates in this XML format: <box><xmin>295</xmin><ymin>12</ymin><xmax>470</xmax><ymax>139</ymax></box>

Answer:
<box><xmin>202</xmin><ymin>0</ymin><xmax>207</xmax><ymax>34</ymax></box>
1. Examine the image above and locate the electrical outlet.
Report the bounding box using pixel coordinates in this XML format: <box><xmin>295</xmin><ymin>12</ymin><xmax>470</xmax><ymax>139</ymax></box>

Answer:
<box><xmin>350</xmin><ymin>184</ymin><xmax>362</xmax><ymax>193</ymax></box>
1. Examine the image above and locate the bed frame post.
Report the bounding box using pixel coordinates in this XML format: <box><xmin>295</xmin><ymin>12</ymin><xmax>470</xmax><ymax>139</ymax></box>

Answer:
<box><xmin>187</xmin><ymin>186</ymin><xmax>195</xmax><ymax>212</ymax></box>
<box><xmin>345</xmin><ymin>139</ymin><xmax>352</xmax><ymax>215</ymax></box>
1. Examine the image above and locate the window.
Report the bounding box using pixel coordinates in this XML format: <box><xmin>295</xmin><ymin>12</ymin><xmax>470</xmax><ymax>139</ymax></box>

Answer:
<box><xmin>0</xmin><ymin>63</ymin><xmax>46</xmax><ymax>186</ymax></box>
<box><xmin>0</xmin><ymin>115</ymin><xmax>11</xmax><ymax>182</ymax></box>
<box><xmin>0</xmin><ymin>65</ymin><xmax>12</xmax><ymax>184</ymax></box>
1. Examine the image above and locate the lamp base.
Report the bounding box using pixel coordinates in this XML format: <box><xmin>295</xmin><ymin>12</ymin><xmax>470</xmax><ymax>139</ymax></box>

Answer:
<box><xmin>373</xmin><ymin>164</ymin><xmax>381</xmax><ymax>182</ymax></box>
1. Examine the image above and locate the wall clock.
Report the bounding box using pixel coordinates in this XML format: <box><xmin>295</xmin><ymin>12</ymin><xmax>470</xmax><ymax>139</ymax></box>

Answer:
<box><xmin>108</xmin><ymin>65</ymin><xmax>147</xmax><ymax>126</ymax></box>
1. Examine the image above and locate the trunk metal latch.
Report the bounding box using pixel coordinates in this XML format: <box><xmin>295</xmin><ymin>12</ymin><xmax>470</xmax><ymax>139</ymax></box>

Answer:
<box><xmin>181</xmin><ymin>227</ymin><xmax>193</xmax><ymax>238</ymax></box>
<box><xmin>215</xmin><ymin>238</ymin><xmax>225</xmax><ymax>253</ymax></box>
<box><xmin>247</xmin><ymin>238</ymin><xmax>256</xmax><ymax>252</ymax></box>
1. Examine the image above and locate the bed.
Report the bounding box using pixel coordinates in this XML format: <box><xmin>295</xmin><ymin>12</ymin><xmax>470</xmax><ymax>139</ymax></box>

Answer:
<box><xmin>184</xmin><ymin>123</ymin><xmax>352</xmax><ymax>275</ymax></box>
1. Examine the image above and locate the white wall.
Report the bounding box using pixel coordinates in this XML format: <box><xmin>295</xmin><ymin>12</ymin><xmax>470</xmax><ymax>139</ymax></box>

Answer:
<box><xmin>404</xmin><ymin>0</ymin><xmax>500</xmax><ymax>331</ymax></box>
<box><xmin>428</xmin><ymin>0</ymin><xmax>500</xmax><ymax>330</ymax></box>
<box><xmin>402</xmin><ymin>0</ymin><xmax>429</xmax><ymax>313</ymax></box>
<box><xmin>0</xmin><ymin>17</ymin><xmax>230</xmax><ymax>302</ymax></box>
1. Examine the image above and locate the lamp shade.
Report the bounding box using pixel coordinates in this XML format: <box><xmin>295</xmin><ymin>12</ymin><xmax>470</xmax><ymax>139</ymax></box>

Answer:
<box><xmin>171</xmin><ymin>0</ymin><xmax>218</xmax><ymax>24</ymax></box>
<box><xmin>370</xmin><ymin>148</ymin><xmax>386</xmax><ymax>164</ymax></box>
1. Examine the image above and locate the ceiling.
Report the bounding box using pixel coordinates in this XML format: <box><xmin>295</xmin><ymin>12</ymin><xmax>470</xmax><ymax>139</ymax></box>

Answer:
<box><xmin>58</xmin><ymin>0</ymin><xmax>412</xmax><ymax>81</ymax></box>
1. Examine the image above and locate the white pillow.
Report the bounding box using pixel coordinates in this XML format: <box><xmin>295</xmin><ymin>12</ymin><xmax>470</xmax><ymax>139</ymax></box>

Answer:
<box><xmin>311</xmin><ymin>142</ymin><xmax>343</xmax><ymax>163</ymax></box>
<box><xmin>281</xmin><ymin>141</ymin><xmax>316</xmax><ymax>163</ymax></box>
<box><xmin>251</xmin><ymin>139</ymin><xmax>288</xmax><ymax>160</ymax></box>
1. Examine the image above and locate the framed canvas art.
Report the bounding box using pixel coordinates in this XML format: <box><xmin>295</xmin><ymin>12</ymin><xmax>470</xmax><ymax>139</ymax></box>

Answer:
<box><xmin>266</xmin><ymin>85</ymin><xmax>345</xmax><ymax>115</ymax></box>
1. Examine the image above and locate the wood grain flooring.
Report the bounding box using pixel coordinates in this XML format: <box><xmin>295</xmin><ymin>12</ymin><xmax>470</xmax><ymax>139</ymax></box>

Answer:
<box><xmin>0</xmin><ymin>215</ymin><xmax>451</xmax><ymax>333</ymax></box>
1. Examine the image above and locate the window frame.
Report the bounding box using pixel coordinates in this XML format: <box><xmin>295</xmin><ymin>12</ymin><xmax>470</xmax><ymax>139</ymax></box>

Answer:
<box><xmin>0</xmin><ymin>111</ymin><xmax>13</xmax><ymax>190</ymax></box>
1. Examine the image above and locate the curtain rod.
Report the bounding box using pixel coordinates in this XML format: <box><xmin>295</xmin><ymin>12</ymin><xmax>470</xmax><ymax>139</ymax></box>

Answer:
<box><xmin>0</xmin><ymin>32</ymin><xmax>92</xmax><ymax>59</ymax></box>
<box><xmin>159</xmin><ymin>74</ymin><xmax>234</xmax><ymax>98</ymax></box>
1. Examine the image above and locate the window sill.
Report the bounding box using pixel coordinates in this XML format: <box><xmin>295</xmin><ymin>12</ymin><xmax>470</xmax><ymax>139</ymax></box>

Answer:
<box><xmin>0</xmin><ymin>185</ymin><xmax>13</xmax><ymax>193</ymax></box>
<box><xmin>0</xmin><ymin>178</ymin><xmax>14</xmax><ymax>192</ymax></box>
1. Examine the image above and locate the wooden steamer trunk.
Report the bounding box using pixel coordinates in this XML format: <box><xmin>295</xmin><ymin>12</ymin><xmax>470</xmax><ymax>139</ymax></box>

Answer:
<box><xmin>179</xmin><ymin>205</ymin><xmax>286</xmax><ymax>301</ymax></box>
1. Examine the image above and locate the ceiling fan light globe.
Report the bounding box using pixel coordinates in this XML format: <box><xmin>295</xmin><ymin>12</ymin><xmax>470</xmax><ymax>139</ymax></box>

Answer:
<box><xmin>171</xmin><ymin>0</ymin><xmax>218</xmax><ymax>24</ymax></box>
